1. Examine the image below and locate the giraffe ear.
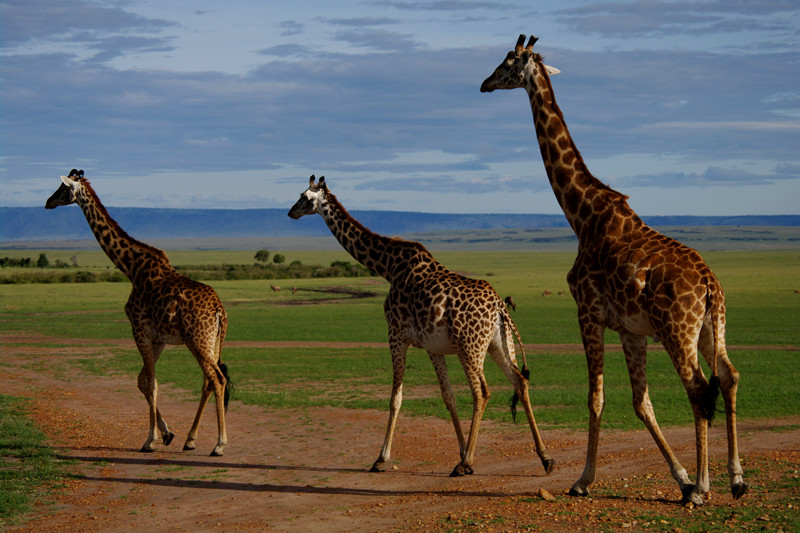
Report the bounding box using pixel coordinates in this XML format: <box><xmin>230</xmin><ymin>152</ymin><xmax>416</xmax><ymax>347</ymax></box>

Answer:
<box><xmin>544</xmin><ymin>64</ymin><xmax>561</xmax><ymax>76</ymax></box>
<box><xmin>60</xmin><ymin>174</ymin><xmax>77</xmax><ymax>187</ymax></box>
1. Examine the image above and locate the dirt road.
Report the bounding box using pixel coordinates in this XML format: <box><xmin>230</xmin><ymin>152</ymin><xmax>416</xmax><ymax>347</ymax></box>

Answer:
<box><xmin>4</xmin><ymin>336</ymin><xmax>798</xmax><ymax>532</ymax></box>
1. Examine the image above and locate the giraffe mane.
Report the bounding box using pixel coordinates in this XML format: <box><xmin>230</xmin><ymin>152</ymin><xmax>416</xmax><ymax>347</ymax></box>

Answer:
<box><xmin>532</xmin><ymin>55</ymin><xmax>628</xmax><ymax>200</ymax></box>
<box><xmin>325</xmin><ymin>189</ymin><xmax>432</xmax><ymax>255</ymax></box>
<box><xmin>81</xmin><ymin>179</ymin><xmax>171</xmax><ymax>263</ymax></box>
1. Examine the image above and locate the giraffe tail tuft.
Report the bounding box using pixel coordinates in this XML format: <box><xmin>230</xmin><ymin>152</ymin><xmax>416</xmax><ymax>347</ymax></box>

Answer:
<box><xmin>219</xmin><ymin>362</ymin><xmax>233</xmax><ymax>412</ymax></box>
<box><xmin>701</xmin><ymin>374</ymin><xmax>721</xmax><ymax>422</ymax></box>
<box><xmin>507</xmin><ymin>364</ymin><xmax>531</xmax><ymax>424</ymax></box>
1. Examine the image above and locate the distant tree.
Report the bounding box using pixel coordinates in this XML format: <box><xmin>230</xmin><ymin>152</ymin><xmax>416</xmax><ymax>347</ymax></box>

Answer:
<box><xmin>273</xmin><ymin>253</ymin><xmax>286</xmax><ymax>264</ymax></box>
<box><xmin>37</xmin><ymin>253</ymin><xmax>49</xmax><ymax>268</ymax></box>
<box><xmin>254</xmin><ymin>249</ymin><xmax>270</xmax><ymax>263</ymax></box>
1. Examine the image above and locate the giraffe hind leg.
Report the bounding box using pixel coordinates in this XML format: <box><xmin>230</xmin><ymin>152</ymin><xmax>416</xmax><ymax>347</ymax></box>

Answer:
<box><xmin>183</xmin><ymin>378</ymin><xmax>212</xmax><ymax>451</ymax></box>
<box><xmin>698</xmin><ymin>326</ymin><xmax>748</xmax><ymax>499</ymax></box>
<box><xmin>450</xmin><ymin>353</ymin><xmax>490</xmax><ymax>477</ymax></box>
<box><xmin>488</xmin><ymin>336</ymin><xmax>554</xmax><ymax>474</ymax></box>
<box><xmin>658</xmin><ymin>331</ymin><xmax>715</xmax><ymax>506</ymax></box>
<box><xmin>183</xmin><ymin>337</ymin><xmax>228</xmax><ymax>456</ymax></box>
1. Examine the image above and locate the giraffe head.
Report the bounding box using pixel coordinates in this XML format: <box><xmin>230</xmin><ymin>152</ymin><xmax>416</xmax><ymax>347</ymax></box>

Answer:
<box><xmin>480</xmin><ymin>34</ymin><xmax>560</xmax><ymax>93</ymax></box>
<box><xmin>287</xmin><ymin>175</ymin><xmax>328</xmax><ymax>219</ymax></box>
<box><xmin>45</xmin><ymin>169</ymin><xmax>85</xmax><ymax>209</ymax></box>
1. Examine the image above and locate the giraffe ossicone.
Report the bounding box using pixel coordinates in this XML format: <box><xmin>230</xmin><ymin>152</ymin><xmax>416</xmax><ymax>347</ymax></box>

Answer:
<box><xmin>46</xmin><ymin>170</ymin><xmax>231</xmax><ymax>457</ymax></box>
<box><xmin>289</xmin><ymin>175</ymin><xmax>554</xmax><ymax>477</ymax></box>
<box><xmin>482</xmin><ymin>35</ymin><xmax>747</xmax><ymax>505</ymax></box>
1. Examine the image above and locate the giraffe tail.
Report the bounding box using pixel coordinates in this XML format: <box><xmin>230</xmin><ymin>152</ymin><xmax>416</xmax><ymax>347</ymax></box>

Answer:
<box><xmin>214</xmin><ymin>310</ymin><xmax>233</xmax><ymax>411</ymax></box>
<box><xmin>701</xmin><ymin>277</ymin><xmax>721</xmax><ymax>422</ymax></box>
<box><xmin>219</xmin><ymin>362</ymin><xmax>233</xmax><ymax>411</ymax></box>
<box><xmin>503</xmin><ymin>305</ymin><xmax>530</xmax><ymax>423</ymax></box>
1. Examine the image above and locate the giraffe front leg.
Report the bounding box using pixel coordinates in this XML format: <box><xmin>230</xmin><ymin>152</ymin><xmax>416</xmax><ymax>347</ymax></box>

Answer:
<box><xmin>137</xmin><ymin>366</ymin><xmax>159</xmax><ymax>453</ymax></box>
<box><xmin>371</xmin><ymin>342</ymin><xmax>407</xmax><ymax>472</ymax></box>
<box><xmin>134</xmin><ymin>336</ymin><xmax>171</xmax><ymax>452</ymax></box>
<box><xmin>428</xmin><ymin>351</ymin><xmax>466</xmax><ymax>459</ymax></box>
<box><xmin>570</xmin><ymin>335</ymin><xmax>605</xmax><ymax>497</ymax></box>
<box><xmin>620</xmin><ymin>333</ymin><xmax>694</xmax><ymax>500</ymax></box>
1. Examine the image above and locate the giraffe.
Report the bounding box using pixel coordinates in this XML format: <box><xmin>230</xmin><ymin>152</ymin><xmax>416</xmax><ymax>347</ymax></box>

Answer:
<box><xmin>288</xmin><ymin>175</ymin><xmax>554</xmax><ymax>477</ymax></box>
<box><xmin>481</xmin><ymin>35</ymin><xmax>747</xmax><ymax>505</ymax></box>
<box><xmin>46</xmin><ymin>169</ymin><xmax>231</xmax><ymax>456</ymax></box>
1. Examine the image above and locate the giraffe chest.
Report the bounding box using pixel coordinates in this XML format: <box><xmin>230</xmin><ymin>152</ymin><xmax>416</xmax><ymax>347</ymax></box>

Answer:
<box><xmin>569</xmin><ymin>255</ymin><xmax>655</xmax><ymax>336</ymax></box>
<box><xmin>386</xmin><ymin>287</ymin><xmax>455</xmax><ymax>353</ymax></box>
<box><xmin>125</xmin><ymin>294</ymin><xmax>184</xmax><ymax>344</ymax></box>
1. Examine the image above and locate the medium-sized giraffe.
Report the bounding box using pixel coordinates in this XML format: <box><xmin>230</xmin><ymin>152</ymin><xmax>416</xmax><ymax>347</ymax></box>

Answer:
<box><xmin>288</xmin><ymin>176</ymin><xmax>554</xmax><ymax>477</ymax></box>
<box><xmin>481</xmin><ymin>35</ymin><xmax>747</xmax><ymax>505</ymax></box>
<box><xmin>46</xmin><ymin>170</ymin><xmax>231</xmax><ymax>456</ymax></box>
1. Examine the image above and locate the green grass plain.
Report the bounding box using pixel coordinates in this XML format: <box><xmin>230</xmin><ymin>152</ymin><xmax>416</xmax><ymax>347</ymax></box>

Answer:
<box><xmin>0</xmin><ymin>395</ymin><xmax>68</xmax><ymax>526</ymax></box>
<box><xmin>1</xmin><ymin>246</ymin><xmax>798</xmax><ymax>528</ymax></box>
<box><xmin>2</xmin><ymin>249</ymin><xmax>798</xmax><ymax>429</ymax></box>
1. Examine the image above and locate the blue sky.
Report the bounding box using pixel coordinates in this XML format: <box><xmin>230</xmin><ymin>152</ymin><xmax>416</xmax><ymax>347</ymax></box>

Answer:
<box><xmin>2</xmin><ymin>0</ymin><xmax>799</xmax><ymax>216</ymax></box>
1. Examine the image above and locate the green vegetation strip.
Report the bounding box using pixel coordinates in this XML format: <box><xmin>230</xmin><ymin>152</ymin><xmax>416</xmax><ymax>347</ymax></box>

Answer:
<box><xmin>0</xmin><ymin>395</ymin><xmax>68</xmax><ymax>526</ymax></box>
<box><xmin>70</xmin><ymin>344</ymin><xmax>799</xmax><ymax>430</ymax></box>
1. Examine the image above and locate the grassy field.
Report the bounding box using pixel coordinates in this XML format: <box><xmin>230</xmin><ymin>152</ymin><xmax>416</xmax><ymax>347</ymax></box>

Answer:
<box><xmin>2</xmin><ymin>250</ymin><xmax>798</xmax><ymax>427</ymax></box>
<box><xmin>0</xmin><ymin>395</ymin><xmax>69</xmax><ymax>526</ymax></box>
<box><xmin>1</xmin><ymin>248</ymin><xmax>799</xmax><ymax>526</ymax></box>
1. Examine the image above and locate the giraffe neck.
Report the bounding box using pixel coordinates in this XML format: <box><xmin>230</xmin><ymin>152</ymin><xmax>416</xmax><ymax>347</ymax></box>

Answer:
<box><xmin>75</xmin><ymin>183</ymin><xmax>171</xmax><ymax>282</ymax></box>
<box><xmin>525</xmin><ymin>65</ymin><xmax>630</xmax><ymax>241</ymax></box>
<box><xmin>318</xmin><ymin>192</ymin><xmax>434</xmax><ymax>283</ymax></box>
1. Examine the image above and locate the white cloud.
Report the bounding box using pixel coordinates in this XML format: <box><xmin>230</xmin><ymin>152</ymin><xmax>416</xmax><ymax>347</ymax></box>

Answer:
<box><xmin>1</xmin><ymin>0</ymin><xmax>799</xmax><ymax>215</ymax></box>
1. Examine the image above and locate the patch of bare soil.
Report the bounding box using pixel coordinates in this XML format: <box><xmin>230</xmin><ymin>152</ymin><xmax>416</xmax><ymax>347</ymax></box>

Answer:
<box><xmin>3</xmin><ymin>336</ymin><xmax>799</xmax><ymax>532</ymax></box>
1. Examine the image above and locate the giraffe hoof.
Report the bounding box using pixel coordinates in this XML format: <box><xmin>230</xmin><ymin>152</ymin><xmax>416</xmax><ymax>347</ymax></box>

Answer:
<box><xmin>210</xmin><ymin>448</ymin><xmax>224</xmax><ymax>457</ymax></box>
<box><xmin>681</xmin><ymin>485</ymin><xmax>704</xmax><ymax>507</ymax></box>
<box><xmin>369</xmin><ymin>460</ymin><xmax>386</xmax><ymax>473</ymax></box>
<box><xmin>162</xmin><ymin>432</ymin><xmax>175</xmax><ymax>446</ymax></box>
<box><xmin>139</xmin><ymin>446</ymin><xmax>155</xmax><ymax>453</ymax></box>
<box><xmin>731</xmin><ymin>482</ymin><xmax>749</xmax><ymax>500</ymax></box>
<box><xmin>568</xmin><ymin>485</ymin><xmax>588</xmax><ymax>497</ymax></box>
<box><xmin>449</xmin><ymin>464</ymin><xmax>473</xmax><ymax>477</ymax></box>
<box><xmin>542</xmin><ymin>458</ymin><xmax>556</xmax><ymax>475</ymax></box>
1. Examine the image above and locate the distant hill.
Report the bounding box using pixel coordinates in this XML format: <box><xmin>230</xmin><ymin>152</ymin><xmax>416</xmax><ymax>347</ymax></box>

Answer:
<box><xmin>1</xmin><ymin>207</ymin><xmax>798</xmax><ymax>244</ymax></box>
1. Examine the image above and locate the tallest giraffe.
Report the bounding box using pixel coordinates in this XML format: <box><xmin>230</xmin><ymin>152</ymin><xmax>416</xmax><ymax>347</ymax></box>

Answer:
<box><xmin>481</xmin><ymin>35</ymin><xmax>747</xmax><ymax>505</ymax></box>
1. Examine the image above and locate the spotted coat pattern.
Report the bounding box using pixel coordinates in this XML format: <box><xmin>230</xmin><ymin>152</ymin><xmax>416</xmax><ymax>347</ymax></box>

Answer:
<box><xmin>45</xmin><ymin>170</ymin><xmax>230</xmax><ymax>456</ymax></box>
<box><xmin>289</xmin><ymin>176</ymin><xmax>554</xmax><ymax>477</ymax></box>
<box><xmin>481</xmin><ymin>35</ymin><xmax>747</xmax><ymax>505</ymax></box>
